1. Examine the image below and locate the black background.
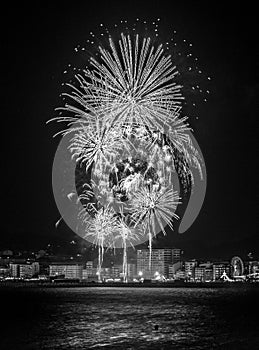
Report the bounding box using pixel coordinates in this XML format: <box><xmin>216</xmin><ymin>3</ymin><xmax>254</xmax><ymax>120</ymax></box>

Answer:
<box><xmin>2</xmin><ymin>1</ymin><xmax>258</xmax><ymax>259</ymax></box>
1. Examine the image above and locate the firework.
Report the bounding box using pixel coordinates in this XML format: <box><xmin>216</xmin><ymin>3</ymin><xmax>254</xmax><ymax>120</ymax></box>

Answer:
<box><xmin>130</xmin><ymin>186</ymin><xmax>181</xmax><ymax>267</ymax></box>
<box><xmin>79</xmin><ymin>205</ymin><xmax>118</xmax><ymax>281</ymax></box>
<box><xmin>48</xmin><ymin>24</ymin><xmax>204</xmax><ymax>182</ymax></box>
<box><xmin>68</xmin><ymin>118</ymin><xmax>129</xmax><ymax>175</ymax></box>
<box><xmin>50</xmin><ymin>19</ymin><xmax>208</xmax><ymax>278</ymax></box>
<box><xmin>113</xmin><ymin>213</ymin><xmax>143</xmax><ymax>282</ymax></box>
<box><xmin>55</xmin><ymin>33</ymin><xmax>184</xmax><ymax>134</ymax></box>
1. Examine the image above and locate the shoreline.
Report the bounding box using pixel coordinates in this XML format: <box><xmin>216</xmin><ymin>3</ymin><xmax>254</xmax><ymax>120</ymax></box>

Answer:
<box><xmin>1</xmin><ymin>281</ymin><xmax>258</xmax><ymax>289</ymax></box>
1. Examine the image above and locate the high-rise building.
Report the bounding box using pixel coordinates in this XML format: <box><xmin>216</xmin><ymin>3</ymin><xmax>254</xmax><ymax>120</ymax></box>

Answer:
<box><xmin>127</xmin><ymin>263</ymin><xmax>137</xmax><ymax>281</ymax></box>
<box><xmin>184</xmin><ymin>260</ymin><xmax>197</xmax><ymax>280</ymax></box>
<box><xmin>172</xmin><ymin>248</ymin><xmax>181</xmax><ymax>264</ymax></box>
<box><xmin>10</xmin><ymin>263</ymin><xmax>19</xmax><ymax>278</ymax></box>
<box><xmin>137</xmin><ymin>249</ymin><xmax>176</xmax><ymax>279</ymax></box>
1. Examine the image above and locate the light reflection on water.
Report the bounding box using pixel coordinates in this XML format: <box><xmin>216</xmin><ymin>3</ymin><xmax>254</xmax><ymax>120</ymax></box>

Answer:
<box><xmin>1</xmin><ymin>287</ymin><xmax>259</xmax><ymax>349</ymax></box>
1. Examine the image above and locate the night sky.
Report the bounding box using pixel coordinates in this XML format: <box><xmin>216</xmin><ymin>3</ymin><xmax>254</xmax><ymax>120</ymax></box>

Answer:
<box><xmin>2</xmin><ymin>2</ymin><xmax>258</xmax><ymax>259</ymax></box>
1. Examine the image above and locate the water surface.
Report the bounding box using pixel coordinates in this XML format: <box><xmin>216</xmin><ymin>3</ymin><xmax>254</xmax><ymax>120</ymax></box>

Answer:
<box><xmin>1</xmin><ymin>286</ymin><xmax>258</xmax><ymax>349</ymax></box>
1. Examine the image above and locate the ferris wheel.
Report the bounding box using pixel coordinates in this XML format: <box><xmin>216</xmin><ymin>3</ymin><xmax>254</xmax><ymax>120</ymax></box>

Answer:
<box><xmin>231</xmin><ymin>256</ymin><xmax>244</xmax><ymax>277</ymax></box>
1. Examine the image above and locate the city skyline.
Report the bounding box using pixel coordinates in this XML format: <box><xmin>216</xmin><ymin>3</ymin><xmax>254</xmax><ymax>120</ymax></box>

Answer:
<box><xmin>2</xmin><ymin>247</ymin><xmax>258</xmax><ymax>283</ymax></box>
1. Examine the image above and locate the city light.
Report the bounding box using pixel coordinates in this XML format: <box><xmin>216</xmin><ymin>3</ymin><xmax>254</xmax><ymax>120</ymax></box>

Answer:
<box><xmin>0</xmin><ymin>248</ymin><xmax>258</xmax><ymax>284</ymax></box>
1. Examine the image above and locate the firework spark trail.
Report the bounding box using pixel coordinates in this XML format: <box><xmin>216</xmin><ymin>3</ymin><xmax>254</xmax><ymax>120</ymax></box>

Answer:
<box><xmin>113</xmin><ymin>213</ymin><xmax>142</xmax><ymax>282</ymax></box>
<box><xmin>130</xmin><ymin>186</ymin><xmax>181</xmax><ymax>267</ymax></box>
<box><xmin>79</xmin><ymin>205</ymin><xmax>118</xmax><ymax>281</ymax></box>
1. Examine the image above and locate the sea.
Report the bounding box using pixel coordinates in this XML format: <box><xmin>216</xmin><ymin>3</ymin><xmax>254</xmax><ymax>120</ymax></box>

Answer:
<box><xmin>1</xmin><ymin>286</ymin><xmax>259</xmax><ymax>349</ymax></box>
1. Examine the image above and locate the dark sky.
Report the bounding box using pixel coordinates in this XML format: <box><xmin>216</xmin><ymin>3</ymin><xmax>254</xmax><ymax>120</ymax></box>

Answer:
<box><xmin>2</xmin><ymin>2</ymin><xmax>258</xmax><ymax>259</ymax></box>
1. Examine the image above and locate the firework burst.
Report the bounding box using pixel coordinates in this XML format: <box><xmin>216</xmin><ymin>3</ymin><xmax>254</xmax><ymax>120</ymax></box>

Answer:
<box><xmin>79</xmin><ymin>205</ymin><xmax>118</xmax><ymax>281</ymax></box>
<box><xmin>68</xmin><ymin>118</ymin><xmax>128</xmax><ymax>175</ymax></box>
<box><xmin>130</xmin><ymin>186</ymin><xmax>181</xmax><ymax>267</ymax></box>
<box><xmin>48</xmin><ymin>22</ymin><xmax>205</xmax><ymax>181</ymax></box>
<box><xmin>52</xmin><ymin>32</ymin><xmax>185</xmax><ymax>133</ymax></box>
<box><xmin>50</xmin><ymin>19</ymin><xmax>208</xmax><ymax>278</ymax></box>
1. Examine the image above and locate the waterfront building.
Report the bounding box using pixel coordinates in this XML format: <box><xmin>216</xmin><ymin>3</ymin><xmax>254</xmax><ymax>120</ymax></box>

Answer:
<box><xmin>184</xmin><ymin>260</ymin><xmax>197</xmax><ymax>281</ymax></box>
<box><xmin>172</xmin><ymin>248</ymin><xmax>182</xmax><ymax>264</ymax></box>
<box><xmin>174</xmin><ymin>269</ymin><xmax>186</xmax><ymax>280</ymax></box>
<box><xmin>195</xmin><ymin>262</ymin><xmax>213</xmax><ymax>282</ymax></box>
<box><xmin>204</xmin><ymin>268</ymin><xmax>213</xmax><ymax>282</ymax></box>
<box><xmin>20</xmin><ymin>262</ymin><xmax>39</xmax><ymax>278</ymax></box>
<box><xmin>127</xmin><ymin>263</ymin><xmax>137</xmax><ymax>281</ymax></box>
<box><xmin>111</xmin><ymin>265</ymin><xmax>122</xmax><ymax>279</ymax></box>
<box><xmin>0</xmin><ymin>266</ymin><xmax>10</xmax><ymax>278</ymax></box>
<box><xmin>137</xmin><ymin>249</ymin><xmax>176</xmax><ymax>279</ymax></box>
<box><xmin>82</xmin><ymin>269</ymin><xmax>88</xmax><ymax>280</ymax></box>
<box><xmin>83</xmin><ymin>261</ymin><xmax>96</xmax><ymax>277</ymax></box>
<box><xmin>194</xmin><ymin>266</ymin><xmax>205</xmax><ymax>282</ymax></box>
<box><xmin>102</xmin><ymin>267</ymin><xmax>111</xmax><ymax>280</ymax></box>
<box><xmin>168</xmin><ymin>261</ymin><xmax>182</xmax><ymax>279</ymax></box>
<box><xmin>85</xmin><ymin>267</ymin><xmax>98</xmax><ymax>282</ymax></box>
<box><xmin>212</xmin><ymin>263</ymin><xmax>230</xmax><ymax>281</ymax></box>
<box><xmin>10</xmin><ymin>263</ymin><xmax>19</xmax><ymax>278</ymax></box>
<box><xmin>10</xmin><ymin>262</ymin><xmax>39</xmax><ymax>278</ymax></box>
<box><xmin>86</xmin><ymin>261</ymin><xmax>93</xmax><ymax>269</ymax></box>
<box><xmin>49</xmin><ymin>263</ymin><xmax>83</xmax><ymax>279</ymax></box>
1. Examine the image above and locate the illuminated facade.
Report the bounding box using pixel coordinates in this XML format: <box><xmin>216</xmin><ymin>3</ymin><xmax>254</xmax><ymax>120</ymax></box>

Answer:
<box><xmin>10</xmin><ymin>263</ymin><xmax>19</xmax><ymax>278</ymax></box>
<box><xmin>184</xmin><ymin>260</ymin><xmax>197</xmax><ymax>280</ymax></box>
<box><xmin>111</xmin><ymin>265</ymin><xmax>122</xmax><ymax>279</ymax></box>
<box><xmin>82</xmin><ymin>269</ymin><xmax>88</xmax><ymax>280</ymax></box>
<box><xmin>49</xmin><ymin>264</ymin><xmax>83</xmax><ymax>279</ymax></box>
<box><xmin>10</xmin><ymin>262</ymin><xmax>39</xmax><ymax>278</ymax></box>
<box><xmin>127</xmin><ymin>263</ymin><xmax>137</xmax><ymax>281</ymax></box>
<box><xmin>212</xmin><ymin>263</ymin><xmax>230</xmax><ymax>281</ymax></box>
<box><xmin>137</xmin><ymin>249</ymin><xmax>177</xmax><ymax>279</ymax></box>
<box><xmin>168</xmin><ymin>261</ymin><xmax>182</xmax><ymax>279</ymax></box>
<box><xmin>172</xmin><ymin>249</ymin><xmax>182</xmax><ymax>264</ymax></box>
<box><xmin>194</xmin><ymin>267</ymin><xmax>205</xmax><ymax>281</ymax></box>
